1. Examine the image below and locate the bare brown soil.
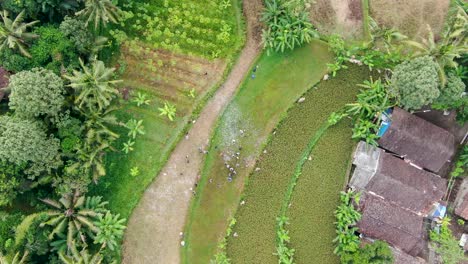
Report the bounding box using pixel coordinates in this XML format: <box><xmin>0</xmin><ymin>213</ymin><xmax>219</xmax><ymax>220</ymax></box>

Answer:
<box><xmin>369</xmin><ymin>0</ymin><xmax>450</xmax><ymax>39</ymax></box>
<box><xmin>121</xmin><ymin>0</ymin><xmax>264</xmax><ymax>263</ymax></box>
<box><xmin>310</xmin><ymin>0</ymin><xmax>364</xmax><ymax>39</ymax></box>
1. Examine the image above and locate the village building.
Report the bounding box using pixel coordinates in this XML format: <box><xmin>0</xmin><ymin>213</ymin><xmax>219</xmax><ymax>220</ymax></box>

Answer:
<box><xmin>378</xmin><ymin>107</ymin><xmax>456</xmax><ymax>174</ymax></box>
<box><xmin>350</xmin><ymin>142</ymin><xmax>447</xmax><ymax>257</ymax></box>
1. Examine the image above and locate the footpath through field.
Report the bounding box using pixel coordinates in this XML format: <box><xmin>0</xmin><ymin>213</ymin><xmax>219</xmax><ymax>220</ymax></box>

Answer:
<box><xmin>121</xmin><ymin>1</ymin><xmax>264</xmax><ymax>263</ymax></box>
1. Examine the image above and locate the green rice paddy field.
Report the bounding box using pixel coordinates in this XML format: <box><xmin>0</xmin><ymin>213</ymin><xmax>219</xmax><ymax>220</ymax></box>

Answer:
<box><xmin>182</xmin><ymin>40</ymin><xmax>333</xmax><ymax>264</ymax></box>
<box><xmin>227</xmin><ymin>65</ymin><xmax>375</xmax><ymax>263</ymax></box>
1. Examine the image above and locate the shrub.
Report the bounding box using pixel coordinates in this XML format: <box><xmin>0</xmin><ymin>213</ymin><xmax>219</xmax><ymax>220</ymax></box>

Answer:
<box><xmin>341</xmin><ymin>240</ymin><xmax>394</xmax><ymax>264</ymax></box>
<box><xmin>333</xmin><ymin>190</ymin><xmax>361</xmax><ymax>257</ymax></box>
<box><xmin>433</xmin><ymin>72</ymin><xmax>466</xmax><ymax>110</ymax></box>
<box><xmin>59</xmin><ymin>16</ymin><xmax>94</xmax><ymax>54</ymax></box>
<box><xmin>430</xmin><ymin>218</ymin><xmax>467</xmax><ymax>264</ymax></box>
<box><xmin>0</xmin><ymin>116</ymin><xmax>61</xmax><ymax>179</ymax></box>
<box><xmin>261</xmin><ymin>0</ymin><xmax>317</xmax><ymax>53</ymax></box>
<box><xmin>0</xmin><ymin>162</ymin><xmax>26</xmax><ymax>207</ymax></box>
<box><xmin>391</xmin><ymin>56</ymin><xmax>440</xmax><ymax>110</ymax></box>
<box><xmin>0</xmin><ymin>211</ymin><xmax>23</xmax><ymax>252</ymax></box>
<box><xmin>30</xmin><ymin>25</ymin><xmax>79</xmax><ymax>73</ymax></box>
<box><xmin>8</xmin><ymin>68</ymin><xmax>65</xmax><ymax>118</ymax></box>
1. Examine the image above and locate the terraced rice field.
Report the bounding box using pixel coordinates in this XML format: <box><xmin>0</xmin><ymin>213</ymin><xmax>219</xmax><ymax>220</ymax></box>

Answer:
<box><xmin>182</xmin><ymin>40</ymin><xmax>333</xmax><ymax>264</ymax></box>
<box><xmin>227</xmin><ymin>65</ymin><xmax>375</xmax><ymax>264</ymax></box>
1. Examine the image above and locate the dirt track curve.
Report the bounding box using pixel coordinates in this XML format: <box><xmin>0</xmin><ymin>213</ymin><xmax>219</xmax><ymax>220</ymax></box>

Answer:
<box><xmin>122</xmin><ymin>1</ymin><xmax>263</xmax><ymax>263</ymax></box>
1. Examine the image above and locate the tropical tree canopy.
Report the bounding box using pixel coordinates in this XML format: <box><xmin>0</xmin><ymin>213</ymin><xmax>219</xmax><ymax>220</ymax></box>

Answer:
<box><xmin>8</xmin><ymin>68</ymin><xmax>65</xmax><ymax>118</ymax></box>
<box><xmin>0</xmin><ymin>116</ymin><xmax>61</xmax><ymax>179</ymax></box>
<box><xmin>0</xmin><ymin>10</ymin><xmax>39</xmax><ymax>58</ymax></box>
<box><xmin>391</xmin><ymin>56</ymin><xmax>440</xmax><ymax>110</ymax></box>
<box><xmin>403</xmin><ymin>6</ymin><xmax>468</xmax><ymax>86</ymax></box>
<box><xmin>434</xmin><ymin>72</ymin><xmax>466</xmax><ymax>109</ymax></box>
<box><xmin>75</xmin><ymin>0</ymin><xmax>121</xmax><ymax>30</ymax></box>
<box><xmin>65</xmin><ymin>59</ymin><xmax>122</xmax><ymax>113</ymax></box>
<box><xmin>32</xmin><ymin>192</ymin><xmax>106</xmax><ymax>251</ymax></box>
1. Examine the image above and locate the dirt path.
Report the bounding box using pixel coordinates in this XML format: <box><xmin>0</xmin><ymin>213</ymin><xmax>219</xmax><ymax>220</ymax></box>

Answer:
<box><xmin>121</xmin><ymin>1</ymin><xmax>263</xmax><ymax>263</ymax></box>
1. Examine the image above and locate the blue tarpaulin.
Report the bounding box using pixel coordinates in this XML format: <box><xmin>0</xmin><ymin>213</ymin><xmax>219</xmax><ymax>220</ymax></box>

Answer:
<box><xmin>377</xmin><ymin>109</ymin><xmax>393</xmax><ymax>137</ymax></box>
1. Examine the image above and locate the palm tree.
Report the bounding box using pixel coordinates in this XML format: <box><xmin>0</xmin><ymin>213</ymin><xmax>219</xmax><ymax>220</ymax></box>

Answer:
<box><xmin>68</xmin><ymin>106</ymin><xmax>120</xmax><ymax>182</ymax></box>
<box><xmin>17</xmin><ymin>191</ymin><xmax>107</xmax><ymax>252</ymax></box>
<box><xmin>403</xmin><ymin>7</ymin><xmax>468</xmax><ymax>86</ymax></box>
<box><xmin>366</xmin><ymin>16</ymin><xmax>408</xmax><ymax>51</ymax></box>
<box><xmin>0</xmin><ymin>10</ymin><xmax>39</xmax><ymax>58</ymax></box>
<box><xmin>59</xmin><ymin>246</ymin><xmax>103</xmax><ymax>264</ymax></box>
<box><xmin>76</xmin><ymin>0</ymin><xmax>121</xmax><ymax>31</ymax></box>
<box><xmin>65</xmin><ymin>59</ymin><xmax>122</xmax><ymax>113</ymax></box>
<box><xmin>0</xmin><ymin>251</ymin><xmax>29</xmax><ymax>264</ymax></box>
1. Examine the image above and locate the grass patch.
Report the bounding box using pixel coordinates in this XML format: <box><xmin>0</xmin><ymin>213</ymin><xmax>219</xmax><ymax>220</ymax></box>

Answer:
<box><xmin>226</xmin><ymin>65</ymin><xmax>374</xmax><ymax>263</ymax></box>
<box><xmin>368</xmin><ymin>0</ymin><xmax>450</xmax><ymax>39</ymax></box>
<box><xmin>182</xmin><ymin>40</ymin><xmax>333</xmax><ymax>264</ymax></box>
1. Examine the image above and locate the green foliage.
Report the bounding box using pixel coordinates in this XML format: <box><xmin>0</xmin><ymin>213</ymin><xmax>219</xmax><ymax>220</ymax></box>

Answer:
<box><xmin>341</xmin><ymin>240</ymin><xmax>394</xmax><ymax>264</ymax></box>
<box><xmin>333</xmin><ymin>190</ymin><xmax>361</xmax><ymax>257</ymax></box>
<box><xmin>125</xmin><ymin>119</ymin><xmax>145</xmax><ymax>139</ymax></box>
<box><xmin>8</xmin><ymin>68</ymin><xmax>65</xmax><ymax>118</ymax></box>
<box><xmin>29</xmin><ymin>25</ymin><xmax>79</xmax><ymax>73</ymax></box>
<box><xmin>457</xmin><ymin>219</ymin><xmax>465</xmax><ymax>226</ymax></box>
<box><xmin>261</xmin><ymin>0</ymin><xmax>317</xmax><ymax>53</ymax></box>
<box><xmin>0</xmin><ymin>48</ymin><xmax>32</xmax><ymax>72</ymax></box>
<box><xmin>447</xmin><ymin>145</ymin><xmax>468</xmax><ymax>194</ymax></box>
<box><xmin>430</xmin><ymin>218</ymin><xmax>468</xmax><ymax>264</ymax></box>
<box><xmin>0</xmin><ymin>250</ymin><xmax>29</xmax><ymax>264</ymax></box>
<box><xmin>65</xmin><ymin>59</ymin><xmax>122</xmax><ymax>113</ymax></box>
<box><xmin>345</xmin><ymin>78</ymin><xmax>391</xmax><ymax>146</ymax></box>
<box><xmin>403</xmin><ymin>6</ymin><xmax>468</xmax><ymax>86</ymax></box>
<box><xmin>275</xmin><ymin>216</ymin><xmax>295</xmax><ymax>264</ymax></box>
<box><xmin>391</xmin><ymin>56</ymin><xmax>440</xmax><ymax>110</ymax></box>
<box><xmin>129</xmin><ymin>167</ymin><xmax>139</xmax><ymax>177</ymax></box>
<box><xmin>122</xmin><ymin>140</ymin><xmax>135</xmax><ymax>154</ymax></box>
<box><xmin>158</xmin><ymin>101</ymin><xmax>177</xmax><ymax>121</ymax></box>
<box><xmin>326</xmin><ymin>33</ymin><xmax>405</xmax><ymax>76</ymax></box>
<box><xmin>433</xmin><ymin>72</ymin><xmax>466</xmax><ymax>110</ymax></box>
<box><xmin>0</xmin><ymin>10</ymin><xmax>39</xmax><ymax>58</ymax></box>
<box><xmin>56</xmin><ymin>115</ymin><xmax>84</xmax><ymax>154</ymax></box>
<box><xmin>17</xmin><ymin>192</ymin><xmax>122</xmax><ymax>259</ymax></box>
<box><xmin>0</xmin><ymin>162</ymin><xmax>25</xmax><ymax>207</ymax></box>
<box><xmin>132</xmin><ymin>92</ymin><xmax>151</xmax><ymax>107</ymax></box>
<box><xmin>0</xmin><ymin>116</ymin><xmax>61</xmax><ymax>179</ymax></box>
<box><xmin>58</xmin><ymin>246</ymin><xmax>104</xmax><ymax>264</ymax></box>
<box><xmin>94</xmin><ymin>212</ymin><xmax>126</xmax><ymax>251</ymax></box>
<box><xmin>0</xmin><ymin>211</ymin><xmax>23</xmax><ymax>252</ymax></box>
<box><xmin>118</xmin><ymin>0</ymin><xmax>241</xmax><ymax>59</ymax></box>
<box><xmin>59</xmin><ymin>16</ymin><xmax>94</xmax><ymax>54</ymax></box>
<box><xmin>76</xmin><ymin>0</ymin><xmax>121</xmax><ymax>30</ymax></box>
